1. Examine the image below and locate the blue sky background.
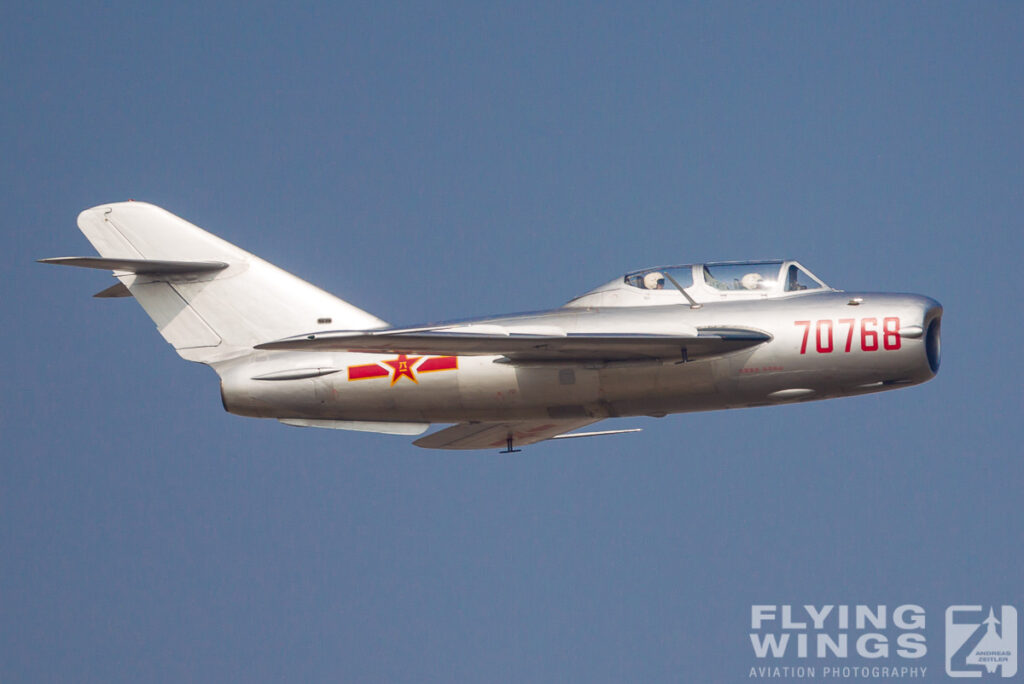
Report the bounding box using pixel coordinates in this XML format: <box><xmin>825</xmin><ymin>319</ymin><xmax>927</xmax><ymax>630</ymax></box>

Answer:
<box><xmin>2</xmin><ymin>3</ymin><xmax>1022</xmax><ymax>682</ymax></box>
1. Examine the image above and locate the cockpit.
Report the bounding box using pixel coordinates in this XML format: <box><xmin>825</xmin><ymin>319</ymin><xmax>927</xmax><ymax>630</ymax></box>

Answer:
<box><xmin>566</xmin><ymin>260</ymin><xmax>832</xmax><ymax>308</ymax></box>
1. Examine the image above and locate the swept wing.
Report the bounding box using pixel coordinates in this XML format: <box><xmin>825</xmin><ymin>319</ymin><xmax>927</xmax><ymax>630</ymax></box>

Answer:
<box><xmin>413</xmin><ymin>418</ymin><xmax>602</xmax><ymax>450</ymax></box>
<box><xmin>255</xmin><ymin>326</ymin><xmax>770</xmax><ymax>362</ymax></box>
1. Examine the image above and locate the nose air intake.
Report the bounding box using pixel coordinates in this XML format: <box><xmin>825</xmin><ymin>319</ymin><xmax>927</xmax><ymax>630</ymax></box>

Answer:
<box><xmin>926</xmin><ymin>317</ymin><xmax>941</xmax><ymax>374</ymax></box>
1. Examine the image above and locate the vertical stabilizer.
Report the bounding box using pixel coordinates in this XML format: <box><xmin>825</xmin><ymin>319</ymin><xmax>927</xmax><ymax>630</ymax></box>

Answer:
<box><xmin>72</xmin><ymin>201</ymin><xmax>387</xmax><ymax>362</ymax></box>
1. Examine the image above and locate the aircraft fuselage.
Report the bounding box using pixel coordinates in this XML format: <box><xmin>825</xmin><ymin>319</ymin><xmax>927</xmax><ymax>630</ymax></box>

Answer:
<box><xmin>218</xmin><ymin>291</ymin><xmax>941</xmax><ymax>424</ymax></box>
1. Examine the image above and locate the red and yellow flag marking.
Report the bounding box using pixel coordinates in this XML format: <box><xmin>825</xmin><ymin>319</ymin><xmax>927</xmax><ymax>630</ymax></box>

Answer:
<box><xmin>383</xmin><ymin>354</ymin><xmax>422</xmax><ymax>385</ymax></box>
<box><xmin>347</xmin><ymin>363</ymin><xmax>390</xmax><ymax>380</ymax></box>
<box><xmin>347</xmin><ymin>355</ymin><xmax>458</xmax><ymax>385</ymax></box>
<box><xmin>416</xmin><ymin>356</ymin><xmax>458</xmax><ymax>373</ymax></box>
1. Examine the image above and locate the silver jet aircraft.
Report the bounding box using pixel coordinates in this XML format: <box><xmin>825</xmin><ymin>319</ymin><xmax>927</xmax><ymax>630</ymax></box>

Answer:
<box><xmin>42</xmin><ymin>202</ymin><xmax>942</xmax><ymax>451</ymax></box>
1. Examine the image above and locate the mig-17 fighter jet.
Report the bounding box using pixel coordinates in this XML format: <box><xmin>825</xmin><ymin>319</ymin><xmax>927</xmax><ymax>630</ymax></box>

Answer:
<box><xmin>41</xmin><ymin>202</ymin><xmax>942</xmax><ymax>451</ymax></box>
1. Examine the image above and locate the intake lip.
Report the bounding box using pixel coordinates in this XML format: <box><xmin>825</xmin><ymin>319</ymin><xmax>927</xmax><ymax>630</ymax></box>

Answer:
<box><xmin>925</xmin><ymin>317</ymin><xmax>941</xmax><ymax>374</ymax></box>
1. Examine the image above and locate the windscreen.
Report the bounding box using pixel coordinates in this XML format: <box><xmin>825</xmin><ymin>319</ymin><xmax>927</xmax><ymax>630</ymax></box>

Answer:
<box><xmin>624</xmin><ymin>266</ymin><xmax>694</xmax><ymax>291</ymax></box>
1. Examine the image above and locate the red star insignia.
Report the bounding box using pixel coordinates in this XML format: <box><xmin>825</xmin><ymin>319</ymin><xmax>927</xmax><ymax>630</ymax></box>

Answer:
<box><xmin>383</xmin><ymin>354</ymin><xmax>422</xmax><ymax>385</ymax></box>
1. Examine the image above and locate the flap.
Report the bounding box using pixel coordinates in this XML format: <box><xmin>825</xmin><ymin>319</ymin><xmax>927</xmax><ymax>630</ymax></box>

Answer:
<box><xmin>414</xmin><ymin>418</ymin><xmax>600</xmax><ymax>450</ymax></box>
<box><xmin>255</xmin><ymin>327</ymin><xmax>770</xmax><ymax>362</ymax></box>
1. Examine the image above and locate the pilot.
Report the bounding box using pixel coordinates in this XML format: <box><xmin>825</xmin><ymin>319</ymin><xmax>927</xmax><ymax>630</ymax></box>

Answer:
<box><xmin>786</xmin><ymin>265</ymin><xmax>806</xmax><ymax>291</ymax></box>
<box><xmin>740</xmin><ymin>272</ymin><xmax>764</xmax><ymax>290</ymax></box>
<box><xmin>643</xmin><ymin>271</ymin><xmax>665</xmax><ymax>290</ymax></box>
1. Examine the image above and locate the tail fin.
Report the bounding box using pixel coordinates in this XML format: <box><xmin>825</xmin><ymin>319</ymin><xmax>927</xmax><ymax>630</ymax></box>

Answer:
<box><xmin>58</xmin><ymin>201</ymin><xmax>387</xmax><ymax>363</ymax></box>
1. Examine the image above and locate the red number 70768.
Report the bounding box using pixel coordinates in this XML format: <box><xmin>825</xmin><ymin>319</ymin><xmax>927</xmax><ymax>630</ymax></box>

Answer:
<box><xmin>794</xmin><ymin>318</ymin><xmax>901</xmax><ymax>354</ymax></box>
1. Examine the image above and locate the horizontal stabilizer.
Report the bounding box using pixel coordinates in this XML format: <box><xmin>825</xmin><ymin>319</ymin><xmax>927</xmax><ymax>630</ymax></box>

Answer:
<box><xmin>279</xmin><ymin>419</ymin><xmax>429</xmax><ymax>435</ymax></box>
<box><xmin>38</xmin><ymin>256</ymin><xmax>228</xmax><ymax>275</ymax></box>
<box><xmin>93</xmin><ymin>282</ymin><xmax>133</xmax><ymax>298</ymax></box>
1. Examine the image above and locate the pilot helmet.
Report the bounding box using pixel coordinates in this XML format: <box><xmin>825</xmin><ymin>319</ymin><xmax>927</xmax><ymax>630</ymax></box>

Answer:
<box><xmin>740</xmin><ymin>272</ymin><xmax>764</xmax><ymax>290</ymax></box>
<box><xmin>643</xmin><ymin>271</ymin><xmax>665</xmax><ymax>290</ymax></box>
